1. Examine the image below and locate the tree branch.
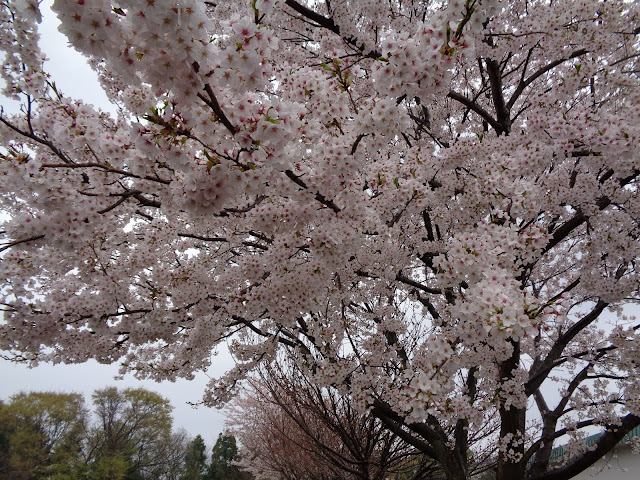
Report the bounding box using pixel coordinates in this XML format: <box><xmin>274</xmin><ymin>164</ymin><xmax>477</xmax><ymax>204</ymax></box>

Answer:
<box><xmin>0</xmin><ymin>234</ymin><xmax>45</xmax><ymax>253</ymax></box>
<box><xmin>0</xmin><ymin>111</ymin><xmax>73</xmax><ymax>164</ymax></box>
<box><xmin>485</xmin><ymin>58</ymin><xmax>511</xmax><ymax>135</ymax></box>
<box><xmin>284</xmin><ymin>0</ymin><xmax>340</xmax><ymax>34</ymax></box>
<box><xmin>526</xmin><ymin>300</ymin><xmax>608</xmax><ymax>395</ymax></box>
<box><xmin>507</xmin><ymin>49</ymin><xmax>588</xmax><ymax>111</ymax></box>
<box><xmin>370</xmin><ymin>400</ymin><xmax>438</xmax><ymax>459</ymax></box>
<box><xmin>197</xmin><ymin>82</ymin><xmax>237</xmax><ymax>136</ymax></box>
<box><xmin>396</xmin><ymin>273</ymin><xmax>442</xmax><ymax>295</ymax></box>
<box><xmin>283</xmin><ymin>0</ymin><xmax>381</xmax><ymax>58</ymax></box>
<box><xmin>447</xmin><ymin>90</ymin><xmax>501</xmax><ymax>133</ymax></box>
<box><xmin>40</xmin><ymin>162</ymin><xmax>171</xmax><ymax>185</ymax></box>
<box><xmin>178</xmin><ymin>233</ymin><xmax>269</xmax><ymax>250</ymax></box>
<box><xmin>530</xmin><ymin>413</ymin><xmax>640</xmax><ymax>480</ymax></box>
<box><xmin>284</xmin><ymin>170</ymin><xmax>341</xmax><ymax>213</ymax></box>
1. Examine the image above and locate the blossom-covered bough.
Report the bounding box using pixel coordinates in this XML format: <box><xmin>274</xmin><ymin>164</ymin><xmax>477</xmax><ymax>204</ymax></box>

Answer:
<box><xmin>1</xmin><ymin>1</ymin><xmax>638</xmax><ymax>479</ymax></box>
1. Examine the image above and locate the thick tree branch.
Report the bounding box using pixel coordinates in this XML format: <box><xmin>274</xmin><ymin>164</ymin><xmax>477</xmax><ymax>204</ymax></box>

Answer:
<box><xmin>284</xmin><ymin>0</ymin><xmax>339</xmax><ymax>34</ymax></box>
<box><xmin>485</xmin><ymin>58</ymin><xmax>511</xmax><ymax>135</ymax></box>
<box><xmin>447</xmin><ymin>90</ymin><xmax>501</xmax><ymax>133</ymax></box>
<box><xmin>177</xmin><ymin>233</ymin><xmax>227</xmax><ymax>242</ymax></box>
<box><xmin>396</xmin><ymin>273</ymin><xmax>442</xmax><ymax>295</ymax></box>
<box><xmin>496</xmin><ymin>340</ymin><xmax>526</xmax><ymax>480</ymax></box>
<box><xmin>229</xmin><ymin>315</ymin><xmax>297</xmax><ymax>349</ymax></box>
<box><xmin>542</xmin><ymin>168</ymin><xmax>639</xmax><ymax>256</ymax></box>
<box><xmin>454</xmin><ymin>367</ymin><xmax>477</xmax><ymax>476</ymax></box>
<box><xmin>178</xmin><ymin>233</ymin><xmax>269</xmax><ymax>251</ymax></box>
<box><xmin>530</xmin><ymin>413</ymin><xmax>640</xmax><ymax>480</ymax></box>
<box><xmin>371</xmin><ymin>399</ymin><xmax>471</xmax><ymax>480</ymax></box>
<box><xmin>197</xmin><ymin>82</ymin><xmax>237</xmax><ymax>136</ymax></box>
<box><xmin>524</xmin><ymin>418</ymin><xmax>600</xmax><ymax>469</ymax></box>
<box><xmin>370</xmin><ymin>400</ymin><xmax>438</xmax><ymax>460</ymax></box>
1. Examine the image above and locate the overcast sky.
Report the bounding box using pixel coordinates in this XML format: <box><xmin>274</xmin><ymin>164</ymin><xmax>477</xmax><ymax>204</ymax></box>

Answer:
<box><xmin>0</xmin><ymin>1</ymin><xmax>234</xmax><ymax>449</ymax></box>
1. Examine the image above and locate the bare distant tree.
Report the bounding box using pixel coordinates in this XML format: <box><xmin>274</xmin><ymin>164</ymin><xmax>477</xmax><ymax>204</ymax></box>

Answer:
<box><xmin>228</xmin><ymin>361</ymin><xmax>438</xmax><ymax>480</ymax></box>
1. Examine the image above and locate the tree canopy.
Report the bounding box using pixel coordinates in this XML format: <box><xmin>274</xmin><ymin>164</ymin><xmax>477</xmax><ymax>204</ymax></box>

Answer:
<box><xmin>181</xmin><ymin>435</ymin><xmax>208</xmax><ymax>480</ymax></box>
<box><xmin>0</xmin><ymin>388</ymin><xmax>190</xmax><ymax>480</ymax></box>
<box><xmin>86</xmin><ymin>387</ymin><xmax>187</xmax><ymax>480</ymax></box>
<box><xmin>206</xmin><ymin>433</ymin><xmax>249</xmax><ymax>480</ymax></box>
<box><xmin>1</xmin><ymin>1</ymin><xmax>639</xmax><ymax>480</ymax></box>
<box><xmin>0</xmin><ymin>391</ymin><xmax>87</xmax><ymax>480</ymax></box>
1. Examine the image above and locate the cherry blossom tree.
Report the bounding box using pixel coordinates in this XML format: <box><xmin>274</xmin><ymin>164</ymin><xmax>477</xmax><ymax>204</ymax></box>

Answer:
<box><xmin>1</xmin><ymin>1</ymin><xmax>639</xmax><ymax>480</ymax></box>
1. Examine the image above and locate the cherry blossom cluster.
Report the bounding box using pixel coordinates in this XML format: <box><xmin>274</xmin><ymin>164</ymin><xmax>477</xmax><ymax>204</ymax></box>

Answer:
<box><xmin>52</xmin><ymin>0</ymin><xmax>212</xmax><ymax>100</ymax></box>
<box><xmin>449</xmin><ymin>267</ymin><xmax>537</xmax><ymax>341</ymax></box>
<box><xmin>0</xmin><ymin>0</ymin><xmax>46</xmax><ymax>98</ymax></box>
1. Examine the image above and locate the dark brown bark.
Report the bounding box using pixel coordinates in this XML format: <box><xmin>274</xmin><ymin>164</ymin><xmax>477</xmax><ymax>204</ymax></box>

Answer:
<box><xmin>485</xmin><ymin>58</ymin><xmax>511</xmax><ymax>136</ymax></box>
<box><xmin>495</xmin><ymin>340</ymin><xmax>526</xmax><ymax>480</ymax></box>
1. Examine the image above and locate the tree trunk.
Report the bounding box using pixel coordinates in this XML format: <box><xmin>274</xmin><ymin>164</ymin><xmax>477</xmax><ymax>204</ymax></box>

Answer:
<box><xmin>496</xmin><ymin>340</ymin><xmax>526</xmax><ymax>480</ymax></box>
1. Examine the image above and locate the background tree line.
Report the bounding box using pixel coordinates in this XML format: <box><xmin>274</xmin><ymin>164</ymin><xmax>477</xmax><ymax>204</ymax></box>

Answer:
<box><xmin>0</xmin><ymin>382</ymin><xmax>438</xmax><ymax>480</ymax></box>
<box><xmin>0</xmin><ymin>388</ymin><xmax>248</xmax><ymax>480</ymax></box>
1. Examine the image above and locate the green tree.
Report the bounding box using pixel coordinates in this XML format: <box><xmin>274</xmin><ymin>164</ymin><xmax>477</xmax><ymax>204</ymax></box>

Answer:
<box><xmin>0</xmin><ymin>388</ymin><xmax>190</xmax><ymax>480</ymax></box>
<box><xmin>0</xmin><ymin>401</ymin><xmax>13</xmax><ymax>479</ymax></box>
<box><xmin>0</xmin><ymin>391</ymin><xmax>87</xmax><ymax>480</ymax></box>
<box><xmin>181</xmin><ymin>434</ymin><xmax>208</xmax><ymax>480</ymax></box>
<box><xmin>85</xmin><ymin>454</ymin><xmax>130</xmax><ymax>480</ymax></box>
<box><xmin>206</xmin><ymin>433</ymin><xmax>248</xmax><ymax>480</ymax></box>
<box><xmin>86</xmin><ymin>387</ymin><xmax>184</xmax><ymax>480</ymax></box>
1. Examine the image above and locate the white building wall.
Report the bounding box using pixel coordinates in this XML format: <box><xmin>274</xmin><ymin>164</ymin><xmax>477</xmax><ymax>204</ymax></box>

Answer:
<box><xmin>571</xmin><ymin>446</ymin><xmax>640</xmax><ymax>480</ymax></box>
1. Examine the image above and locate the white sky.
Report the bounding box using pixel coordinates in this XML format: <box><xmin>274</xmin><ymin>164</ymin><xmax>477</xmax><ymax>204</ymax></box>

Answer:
<box><xmin>0</xmin><ymin>1</ymin><xmax>233</xmax><ymax>449</ymax></box>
